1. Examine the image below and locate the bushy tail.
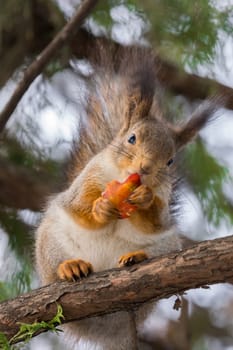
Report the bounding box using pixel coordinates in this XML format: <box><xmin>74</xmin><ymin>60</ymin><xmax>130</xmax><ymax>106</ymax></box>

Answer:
<box><xmin>68</xmin><ymin>46</ymin><xmax>158</xmax><ymax>180</ymax></box>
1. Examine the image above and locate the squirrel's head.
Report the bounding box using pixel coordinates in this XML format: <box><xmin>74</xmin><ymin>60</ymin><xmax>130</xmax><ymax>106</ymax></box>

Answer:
<box><xmin>108</xmin><ymin>50</ymin><xmax>220</xmax><ymax>190</ymax></box>
<box><xmin>111</xmin><ymin>117</ymin><xmax>175</xmax><ymax>189</ymax></box>
<box><xmin>110</xmin><ymin>97</ymin><xmax>219</xmax><ymax>194</ymax></box>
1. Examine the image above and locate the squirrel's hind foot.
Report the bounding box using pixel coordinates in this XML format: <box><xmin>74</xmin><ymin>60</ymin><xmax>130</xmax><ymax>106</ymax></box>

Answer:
<box><xmin>57</xmin><ymin>259</ymin><xmax>93</xmax><ymax>281</ymax></box>
<box><xmin>118</xmin><ymin>250</ymin><xmax>148</xmax><ymax>267</ymax></box>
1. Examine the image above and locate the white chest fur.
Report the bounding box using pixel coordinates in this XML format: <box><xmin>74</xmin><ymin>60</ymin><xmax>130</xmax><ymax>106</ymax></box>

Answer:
<box><xmin>47</xmin><ymin>202</ymin><xmax>180</xmax><ymax>272</ymax></box>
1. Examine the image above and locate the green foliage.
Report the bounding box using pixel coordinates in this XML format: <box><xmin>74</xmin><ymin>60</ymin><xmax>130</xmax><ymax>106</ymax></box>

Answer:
<box><xmin>192</xmin><ymin>337</ymin><xmax>208</xmax><ymax>350</ymax></box>
<box><xmin>92</xmin><ymin>1</ymin><xmax>113</xmax><ymax>29</ymax></box>
<box><xmin>0</xmin><ymin>305</ymin><xmax>64</xmax><ymax>350</ymax></box>
<box><xmin>0</xmin><ymin>205</ymin><xmax>34</xmax><ymax>302</ymax></box>
<box><xmin>143</xmin><ymin>0</ymin><xmax>219</xmax><ymax>67</ymax></box>
<box><xmin>92</xmin><ymin>0</ymin><xmax>144</xmax><ymax>28</ymax></box>
<box><xmin>0</xmin><ymin>263</ymin><xmax>32</xmax><ymax>302</ymax></box>
<box><xmin>91</xmin><ymin>0</ymin><xmax>233</xmax><ymax>68</ymax></box>
<box><xmin>11</xmin><ymin>304</ymin><xmax>64</xmax><ymax>344</ymax></box>
<box><xmin>0</xmin><ymin>208</ymin><xmax>32</xmax><ymax>257</ymax></box>
<box><xmin>148</xmin><ymin>0</ymin><xmax>233</xmax><ymax>67</ymax></box>
<box><xmin>1</xmin><ymin>136</ymin><xmax>61</xmax><ymax>174</ymax></box>
<box><xmin>0</xmin><ymin>332</ymin><xmax>11</xmax><ymax>350</ymax></box>
<box><xmin>185</xmin><ymin>140</ymin><xmax>233</xmax><ymax>227</ymax></box>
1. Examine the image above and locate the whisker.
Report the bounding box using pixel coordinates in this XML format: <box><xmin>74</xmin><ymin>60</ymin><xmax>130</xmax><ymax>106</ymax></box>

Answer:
<box><xmin>110</xmin><ymin>143</ymin><xmax>133</xmax><ymax>158</ymax></box>
<box><xmin>157</xmin><ymin>172</ymin><xmax>180</xmax><ymax>188</ymax></box>
<box><xmin>110</xmin><ymin>143</ymin><xmax>134</xmax><ymax>160</ymax></box>
<box><xmin>157</xmin><ymin>168</ymin><xmax>178</xmax><ymax>180</ymax></box>
<box><xmin>155</xmin><ymin>173</ymin><xmax>165</xmax><ymax>186</ymax></box>
<box><xmin>158</xmin><ymin>173</ymin><xmax>182</xmax><ymax>192</ymax></box>
<box><xmin>154</xmin><ymin>179</ymin><xmax>166</xmax><ymax>198</ymax></box>
<box><xmin>157</xmin><ymin>170</ymin><xmax>200</xmax><ymax>218</ymax></box>
<box><xmin>156</xmin><ymin>171</ymin><xmax>172</xmax><ymax>185</ymax></box>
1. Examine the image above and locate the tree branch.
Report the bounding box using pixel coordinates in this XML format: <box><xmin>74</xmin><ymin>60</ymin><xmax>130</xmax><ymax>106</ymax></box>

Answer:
<box><xmin>156</xmin><ymin>58</ymin><xmax>233</xmax><ymax>108</ymax></box>
<box><xmin>0</xmin><ymin>0</ymin><xmax>98</xmax><ymax>133</ymax></box>
<box><xmin>0</xmin><ymin>235</ymin><xmax>233</xmax><ymax>342</ymax></box>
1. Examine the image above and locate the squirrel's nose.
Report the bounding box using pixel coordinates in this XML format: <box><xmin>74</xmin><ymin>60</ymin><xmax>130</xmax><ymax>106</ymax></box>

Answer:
<box><xmin>139</xmin><ymin>164</ymin><xmax>150</xmax><ymax>175</ymax></box>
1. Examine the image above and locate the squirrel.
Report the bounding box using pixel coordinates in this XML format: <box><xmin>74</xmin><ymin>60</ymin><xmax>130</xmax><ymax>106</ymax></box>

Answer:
<box><xmin>35</xmin><ymin>47</ymin><xmax>218</xmax><ymax>350</ymax></box>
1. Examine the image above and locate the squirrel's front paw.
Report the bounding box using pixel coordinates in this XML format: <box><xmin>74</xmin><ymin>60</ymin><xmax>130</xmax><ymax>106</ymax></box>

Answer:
<box><xmin>128</xmin><ymin>185</ymin><xmax>153</xmax><ymax>210</ymax></box>
<box><xmin>92</xmin><ymin>197</ymin><xmax>119</xmax><ymax>224</ymax></box>
<box><xmin>118</xmin><ymin>250</ymin><xmax>148</xmax><ymax>267</ymax></box>
<box><xmin>57</xmin><ymin>259</ymin><xmax>93</xmax><ymax>281</ymax></box>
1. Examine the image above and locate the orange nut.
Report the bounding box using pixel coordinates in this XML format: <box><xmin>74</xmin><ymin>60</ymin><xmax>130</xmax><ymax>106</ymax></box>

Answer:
<box><xmin>102</xmin><ymin>173</ymin><xmax>141</xmax><ymax>218</ymax></box>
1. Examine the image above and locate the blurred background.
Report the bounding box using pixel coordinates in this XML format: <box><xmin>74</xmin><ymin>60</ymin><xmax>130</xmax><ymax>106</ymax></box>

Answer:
<box><xmin>0</xmin><ymin>0</ymin><xmax>233</xmax><ymax>349</ymax></box>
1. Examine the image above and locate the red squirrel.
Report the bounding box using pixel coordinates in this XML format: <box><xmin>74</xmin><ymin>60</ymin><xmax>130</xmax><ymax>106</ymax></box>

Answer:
<box><xmin>35</xmin><ymin>48</ymin><xmax>218</xmax><ymax>349</ymax></box>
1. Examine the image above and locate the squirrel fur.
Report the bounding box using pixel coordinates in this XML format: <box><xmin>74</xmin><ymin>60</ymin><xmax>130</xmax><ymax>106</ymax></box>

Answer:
<box><xmin>35</xmin><ymin>47</ymin><xmax>218</xmax><ymax>349</ymax></box>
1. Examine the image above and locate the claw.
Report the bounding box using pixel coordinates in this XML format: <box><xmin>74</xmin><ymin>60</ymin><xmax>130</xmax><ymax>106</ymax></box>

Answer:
<box><xmin>57</xmin><ymin>259</ymin><xmax>93</xmax><ymax>282</ymax></box>
<box><xmin>118</xmin><ymin>251</ymin><xmax>148</xmax><ymax>267</ymax></box>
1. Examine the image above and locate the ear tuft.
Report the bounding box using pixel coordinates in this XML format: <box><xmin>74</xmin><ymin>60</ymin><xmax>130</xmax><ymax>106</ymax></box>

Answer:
<box><xmin>123</xmin><ymin>48</ymin><xmax>157</xmax><ymax>122</ymax></box>
<box><xmin>174</xmin><ymin>97</ymin><xmax>223</xmax><ymax>150</ymax></box>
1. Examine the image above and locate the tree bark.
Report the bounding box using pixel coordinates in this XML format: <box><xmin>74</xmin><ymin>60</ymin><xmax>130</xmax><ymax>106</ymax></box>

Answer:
<box><xmin>0</xmin><ymin>235</ymin><xmax>233</xmax><ymax>342</ymax></box>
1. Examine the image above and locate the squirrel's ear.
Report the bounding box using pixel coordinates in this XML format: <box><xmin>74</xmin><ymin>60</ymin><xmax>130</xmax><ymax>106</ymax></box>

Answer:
<box><xmin>126</xmin><ymin>92</ymin><xmax>154</xmax><ymax>122</ymax></box>
<box><xmin>120</xmin><ymin>94</ymin><xmax>153</xmax><ymax>133</ymax></box>
<box><xmin>172</xmin><ymin>100</ymin><xmax>221</xmax><ymax>150</ymax></box>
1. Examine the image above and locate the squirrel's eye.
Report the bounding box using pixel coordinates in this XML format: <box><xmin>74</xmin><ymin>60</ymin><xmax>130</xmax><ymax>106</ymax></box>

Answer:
<box><xmin>128</xmin><ymin>134</ymin><xmax>136</xmax><ymax>145</ymax></box>
<box><xmin>167</xmin><ymin>158</ymin><xmax>174</xmax><ymax>167</ymax></box>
